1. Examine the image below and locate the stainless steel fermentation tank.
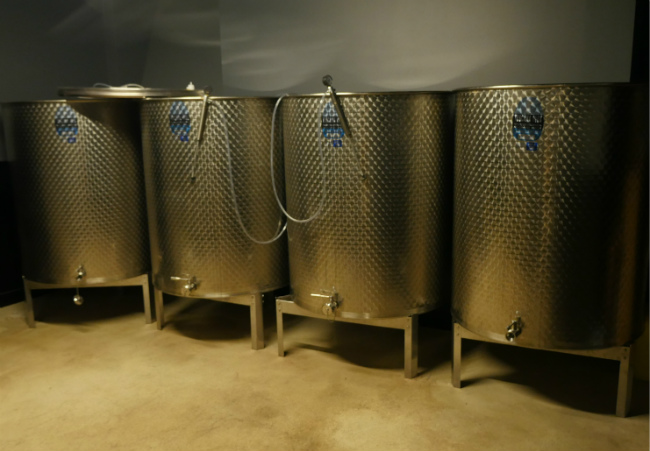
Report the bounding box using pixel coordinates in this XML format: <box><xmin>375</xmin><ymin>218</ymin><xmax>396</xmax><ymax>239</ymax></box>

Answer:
<box><xmin>451</xmin><ymin>83</ymin><xmax>648</xmax><ymax>417</ymax></box>
<box><xmin>276</xmin><ymin>91</ymin><xmax>453</xmax><ymax>377</ymax></box>
<box><xmin>3</xmin><ymin>99</ymin><xmax>152</xmax><ymax>325</ymax></box>
<box><xmin>140</xmin><ymin>96</ymin><xmax>288</xmax><ymax>349</ymax></box>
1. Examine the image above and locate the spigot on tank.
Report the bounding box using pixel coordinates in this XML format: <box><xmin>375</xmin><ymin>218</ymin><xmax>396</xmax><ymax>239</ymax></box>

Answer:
<box><xmin>171</xmin><ymin>275</ymin><xmax>199</xmax><ymax>294</ymax></box>
<box><xmin>506</xmin><ymin>316</ymin><xmax>523</xmax><ymax>342</ymax></box>
<box><xmin>72</xmin><ymin>266</ymin><xmax>86</xmax><ymax>305</ymax></box>
<box><xmin>184</xmin><ymin>277</ymin><xmax>198</xmax><ymax>292</ymax></box>
<box><xmin>311</xmin><ymin>288</ymin><xmax>340</xmax><ymax>318</ymax></box>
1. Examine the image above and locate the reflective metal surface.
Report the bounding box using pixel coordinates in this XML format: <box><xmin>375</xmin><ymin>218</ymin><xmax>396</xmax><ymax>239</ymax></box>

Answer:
<box><xmin>3</xmin><ymin>100</ymin><xmax>150</xmax><ymax>285</ymax></box>
<box><xmin>453</xmin><ymin>84</ymin><xmax>648</xmax><ymax>349</ymax></box>
<box><xmin>283</xmin><ymin>92</ymin><xmax>453</xmax><ymax>318</ymax></box>
<box><xmin>141</xmin><ymin>97</ymin><xmax>288</xmax><ymax>298</ymax></box>
<box><xmin>58</xmin><ymin>86</ymin><xmax>203</xmax><ymax>98</ymax></box>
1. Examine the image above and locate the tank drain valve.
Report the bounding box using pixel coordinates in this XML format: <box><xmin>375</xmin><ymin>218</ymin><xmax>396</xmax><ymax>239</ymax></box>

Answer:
<box><xmin>75</xmin><ymin>265</ymin><xmax>86</xmax><ymax>281</ymax></box>
<box><xmin>171</xmin><ymin>275</ymin><xmax>198</xmax><ymax>293</ymax></box>
<box><xmin>312</xmin><ymin>290</ymin><xmax>340</xmax><ymax>317</ymax></box>
<box><xmin>73</xmin><ymin>287</ymin><xmax>84</xmax><ymax>306</ymax></box>
<box><xmin>505</xmin><ymin>316</ymin><xmax>523</xmax><ymax>342</ymax></box>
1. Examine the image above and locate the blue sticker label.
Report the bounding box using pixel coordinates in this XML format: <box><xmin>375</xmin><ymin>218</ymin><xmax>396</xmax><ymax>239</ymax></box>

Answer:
<box><xmin>512</xmin><ymin>97</ymin><xmax>544</xmax><ymax>142</ymax></box>
<box><xmin>525</xmin><ymin>142</ymin><xmax>538</xmax><ymax>151</ymax></box>
<box><xmin>169</xmin><ymin>101</ymin><xmax>191</xmax><ymax>142</ymax></box>
<box><xmin>54</xmin><ymin>105</ymin><xmax>78</xmax><ymax>144</ymax></box>
<box><xmin>321</xmin><ymin>101</ymin><xmax>345</xmax><ymax>147</ymax></box>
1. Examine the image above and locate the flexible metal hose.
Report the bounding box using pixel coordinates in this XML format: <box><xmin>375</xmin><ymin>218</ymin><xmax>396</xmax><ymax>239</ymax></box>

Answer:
<box><xmin>217</xmin><ymin>100</ymin><xmax>288</xmax><ymax>245</ymax></box>
<box><xmin>269</xmin><ymin>93</ymin><xmax>328</xmax><ymax>224</ymax></box>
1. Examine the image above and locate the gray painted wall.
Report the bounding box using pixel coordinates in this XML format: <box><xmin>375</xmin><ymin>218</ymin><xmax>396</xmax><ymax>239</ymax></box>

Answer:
<box><xmin>219</xmin><ymin>0</ymin><xmax>636</xmax><ymax>96</ymax></box>
<box><xmin>0</xmin><ymin>0</ymin><xmax>223</xmax><ymax>160</ymax></box>
<box><xmin>0</xmin><ymin>0</ymin><xmax>108</xmax><ymax>103</ymax></box>
<box><xmin>0</xmin><ymin>0</ymin><xmax>637</xmax><ymax>100</ymax></box>
<box><xmin>139</xmin><ymin>0</ymin><xmax>222</xmax><ymax>92</ymax></box>
<box><xmin>0</xmin><ymin>0</ymin><xmax>222</xmax><ymax>103</ymax></box>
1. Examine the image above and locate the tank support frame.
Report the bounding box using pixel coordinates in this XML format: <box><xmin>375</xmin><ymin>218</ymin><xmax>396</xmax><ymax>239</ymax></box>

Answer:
<box><xmin>154</xmin><ymin>288</ymin><xmax>265</xmax><ymax>350</ymax></box>
<box><xmin>275</xmin><ymin>295</ymin><xmax>419</xmax><ymax>379</ymax></box>
<box><xmin>452</xmin><ymin>322</ymin><xmax>634</xmax><ymax>417</ymax></box>
<box><xmin>23</xmin><ymin>273</ymin><xmax>153</xmax><ymax>328</ymax></box>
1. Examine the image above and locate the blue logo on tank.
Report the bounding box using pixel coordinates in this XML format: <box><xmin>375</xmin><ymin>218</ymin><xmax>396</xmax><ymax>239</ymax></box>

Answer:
<box><xmin>54</xmin><ymin>105</ymin><xmax>78</xmax><ymax>144</ymax></box>
<box><xmin>526</xmin><ymin>141</ymin><xmax>538</xmax><ymax>151</ymax></box>
<box><xmin>169</xmin><ymin>101</ymin><xmax>191</xmax><ymax>142</ymax></box>
<box><xmin>512</xmin><ymin>97</ymin><xmax>544</xmax><ymax>142</ymax></box>
<box><xmin>321</xmin><ymin>101</ymin><xmax>345</xmax><ymax>147</ymax></box>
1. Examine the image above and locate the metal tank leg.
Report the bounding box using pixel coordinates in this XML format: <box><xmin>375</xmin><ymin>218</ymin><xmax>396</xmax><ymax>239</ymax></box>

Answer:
<box><xmin>20</xmin><ymin>274</ymin><xmax>152</xmax><ymax>327</ymax></box>
<box><xmin>616</xmin><ymin>345</ymin><xmax>633</xmax><ymax>418</ymax></box>
<box><xmin>277</xmin><ymin>299</ymin><xmax>285</xmax><ymax>357</ymax></box>
<box><xmin>404</xmin><ymin>315</ymin><xmax>419</xmax><ymax>379</ymax></box>
<box><xmin>23</xmin><ymin>277</ymin><xmax>35</xmax><ymax>328</ymax></box>
<box><xmin>154</xmin><ymin>287</ymin><xmax>165</xmax><ymax>330</ymax></box>
<box><xmin>221</xmin><ymin>293</ymin><xmax>266</xmax><ymax>350</ymax></box>
<box><xmin>141</xmin><ymin>274</ymin><xmax>153</xmax><ymax>324</ymax></box>
<box><xmin>452</xmin><ymin>322</ymin><xmax>636</xmax><ymax>417</ymax></box>
<box><xmin>276</xmin><ymin>296</ymin><xmax>421</xmax><ymax>378</ymax></box>
<box><xmin>452</xmin><ymin>322</ymin><xmax>462</xmax><ymax>388</ymax></box>
<box><xmin>250</xmin><ymin>293</ymin><xmax>264</xmax><ymax>350</ymax></box>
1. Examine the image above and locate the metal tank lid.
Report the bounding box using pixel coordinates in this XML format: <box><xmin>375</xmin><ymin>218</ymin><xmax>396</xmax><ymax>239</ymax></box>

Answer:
<box><xmin>141</xmin><ymin>95</ymin><xmax>279</xmax><ymax>102</ymax></box>
<box><xmin>453</xmin><ymin>82</ymin><xmax>641</xmax><ymax>93</ymax></box>
<box><xmin>1</xmin><ymin>99</ymin><xmax>134</xmax><ymax>106</ymax></box>
<box><xmin>58</xmin><ymin>83</ymin><xmax>205</xmax><ymax>99</ymax></box>
<box><xmin>284</xmin><ymin>90</ymin><xmax>450</xmax><ymax>98</ymax></box>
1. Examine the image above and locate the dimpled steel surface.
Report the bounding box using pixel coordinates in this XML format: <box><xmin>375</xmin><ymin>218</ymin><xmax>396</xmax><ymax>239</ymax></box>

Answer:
<box><xmin>283</xmin><ymin>92</ymin><xmax>452</xmax><ymax>318</ymax></box>
<box><xmin>3</xmin><ymin>100</ymin><xmax>150</xmax><ymax>284</ymax></box>
<box><xmin>453</xmin><ymin>84</ymin><xmax>648</xmax><ymax>349</ymax></box>
<box><xmin>141</xmin><ymin>97</ymin><xmax>288</xmax><ymax>298</ymax></box>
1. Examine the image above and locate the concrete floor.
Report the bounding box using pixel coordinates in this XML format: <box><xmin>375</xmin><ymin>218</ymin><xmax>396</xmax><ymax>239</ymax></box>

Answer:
<box><xmin>0</xmin><ymin>287</ymin><xmax>647</xmax><ymax>451</ymax></box>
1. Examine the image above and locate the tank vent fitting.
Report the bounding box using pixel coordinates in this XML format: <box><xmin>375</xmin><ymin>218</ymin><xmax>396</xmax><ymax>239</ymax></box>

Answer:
<box><xmin>506</xmin><ymin>316</ymin><xmax>523</xmax><ymax>342</ymax></box>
